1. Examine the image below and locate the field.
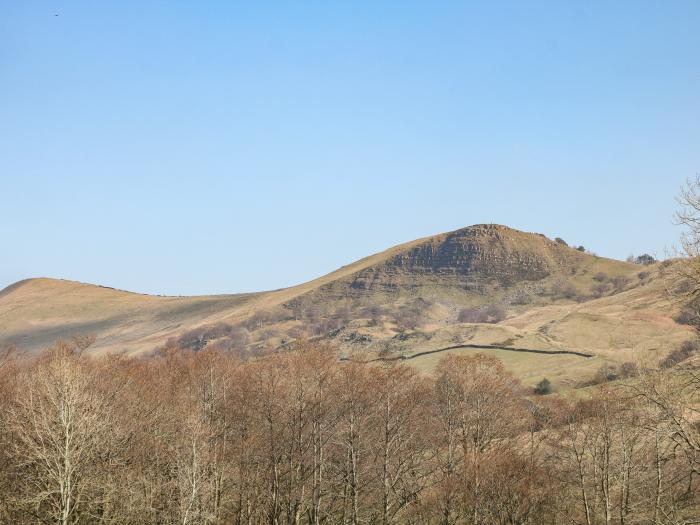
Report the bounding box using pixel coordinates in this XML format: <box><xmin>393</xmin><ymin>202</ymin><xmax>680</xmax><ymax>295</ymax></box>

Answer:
<box><xmin>406</xmin><ymin>346</ymin><xmax>601</xmax><ymax>388</ymax></box>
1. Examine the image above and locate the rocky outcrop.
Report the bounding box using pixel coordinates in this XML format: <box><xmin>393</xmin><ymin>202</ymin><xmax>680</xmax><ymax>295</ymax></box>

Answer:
<box><xmin>306</xmin><ymin>224</ymin><xmax>586</xmax><ymax>301</ymax></box>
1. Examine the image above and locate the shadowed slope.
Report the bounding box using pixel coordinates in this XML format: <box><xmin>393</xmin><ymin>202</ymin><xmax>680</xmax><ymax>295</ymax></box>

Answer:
<box><xmin>0</xmin><ymin>278</ymin><xmax>259</xmax><ymax>354</ymax></box>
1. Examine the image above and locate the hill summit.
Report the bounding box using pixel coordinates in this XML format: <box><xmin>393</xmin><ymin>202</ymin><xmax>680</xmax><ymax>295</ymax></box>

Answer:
<box><xmin>334</xmin><ymin>224</ymin><xmax>587</xmax><ymax>292</ymax></box>
<box><xmin>284</xmin><ymin>224</ymin><xmax>626</xmax><ymax>310</ymax></box>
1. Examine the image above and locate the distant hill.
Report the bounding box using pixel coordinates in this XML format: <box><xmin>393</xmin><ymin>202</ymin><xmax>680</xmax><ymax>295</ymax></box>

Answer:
<box><xmin>0</xmin><ymin>224</ymin><xmax>692</xmax><ymax>388</ymax></box>
<box><xmin>0</xmin><ymin>278</ymin><xmax>259</xmax><ymax>355</ymax></box>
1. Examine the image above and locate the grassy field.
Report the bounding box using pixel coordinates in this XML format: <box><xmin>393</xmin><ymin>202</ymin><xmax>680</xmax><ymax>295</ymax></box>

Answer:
<box><xmin>407</xmin><ymin>345</ymin><xmax>603</xmax><ymax>388</ymax></box>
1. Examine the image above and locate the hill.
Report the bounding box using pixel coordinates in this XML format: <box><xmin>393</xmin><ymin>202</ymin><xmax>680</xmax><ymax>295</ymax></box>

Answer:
<box><xmin>0</xmin><ymin>278</ymin><xmax>258</xmax><ymax>355</ymax></box>
<box><xmin>0</xmin><ymin>224</ymin><xmax>692</xmax><ymax>388</ymax></box>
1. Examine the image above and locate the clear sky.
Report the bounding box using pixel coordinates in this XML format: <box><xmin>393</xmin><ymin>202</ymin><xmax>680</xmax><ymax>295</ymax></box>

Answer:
<box><xmin>1</xmin><ymin>2</ymin><xmax>699</xmax><ymax>295</ymax></box>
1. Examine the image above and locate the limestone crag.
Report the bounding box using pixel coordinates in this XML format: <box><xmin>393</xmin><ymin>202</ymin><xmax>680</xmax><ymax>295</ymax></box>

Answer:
<box><xmin>301</xmin><ymin>225</ymin><xmax>586</xmax><ymax>303</ymax></box>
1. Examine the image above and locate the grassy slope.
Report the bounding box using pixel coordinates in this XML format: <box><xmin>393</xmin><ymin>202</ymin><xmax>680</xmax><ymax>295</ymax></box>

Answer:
<box><xmin>0</xmin><ymin>279</ymin><xmax>259</xmax><ymax>354</ymax></box>
<box><xmin>0</xmin><ymin>234</ymin><xmax>433</xmax><ymax>355</ymax></box>
<box><xmin>403</xmin><ymin>265</ymin><xmax>692</xmax><ymax>388</ymax></box>
<box><xmin>0</xmin><ymin>226</ymin><xmax>692</xmax><ymax>388</ymax></box>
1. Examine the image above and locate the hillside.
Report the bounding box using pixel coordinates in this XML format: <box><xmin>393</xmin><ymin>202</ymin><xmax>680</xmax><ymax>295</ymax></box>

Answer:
<box><xmin>0</xmin><ymin>278</ymin><xmax>259</xmax><ymax>355</ymax></box>
<box><xmin>0</xmin><ymin>224</ymin><xmax>692</xmax><ymax>387</ymax></box>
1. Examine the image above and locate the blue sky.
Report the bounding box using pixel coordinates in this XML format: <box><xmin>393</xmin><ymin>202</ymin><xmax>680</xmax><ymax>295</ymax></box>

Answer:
<box><xmin>1</xmin><ymin>1</ymin><xmax>699</xmax><ymax>295</ymax></box>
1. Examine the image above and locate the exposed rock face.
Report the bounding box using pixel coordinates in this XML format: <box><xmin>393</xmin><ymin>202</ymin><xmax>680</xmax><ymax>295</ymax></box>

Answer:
<box><xmin>316</xmin><ymin>224</ymin><xmax>585</xmax><ymax>299</ymax></box>
<box><xmin>386</xmin><ymin>225</ymin><xmax>566</xmax><ymax>278</ymax></box>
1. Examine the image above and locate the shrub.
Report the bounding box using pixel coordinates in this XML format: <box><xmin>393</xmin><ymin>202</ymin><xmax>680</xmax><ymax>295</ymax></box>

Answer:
<box><xmin>362</xmin><ymin>304</ymin><xmax>384</xmax><ymax>320</ymax></box>
<box><xmin>660</xmin><ymin>340</ymin><xmax>699</xmax><ymax>368</ymax></box>
<box><xmin>576</xmin><ymin>245</ymin><xmax>586</xmax><ymax>252</ymax></box>
<box><xmin>611</xmin><ymin>276</ymin><xmax>632</xmax><ymax>292</ymax></box>
<box><xmin>396</xmin><ymin>311</ymin><xmax>421</xmax><ymax>331</ymax></box>
<box><xmin>171</xmin><ymin>322</ymin><xmax>252</xmax><ymax>357</ymax></box>
<box><xmin>457</xmin><ymin>305</ymin><xmax>506</xmax><ymax>324</ymax></box>
<box><xmin>550</xmin><ymin>282</ymin><xmax>579</xmax><ymax>300</ymax></box>
<box><xmin>333</xmin><ymin>305</ymin><xmax>351</xmax><ymax>323</ymax></box>
<box><xmin>286</xmin><ymin>327</ymin><xmax>305</xmax><ymax>340</ymax></box>
<box><xmin>555</xmin><ymin>237</ymin><xmax>568</xmax><ymax>246</ymax></box>
<box><xmin>533</xmin><ymin>378</ymin><xmax>552</xmax><ymax>395</ymax></box>
<box><xmin>674</xmin><ymin>308</ymin><xmax>698</xmax><ymax>326</ymax></box>
<box><xmin>618</xmin><ymin>361</ymin><xmax>639</xmax><ymax>378</ymax></box>
<box><xmin>584</xmin><ymin>362</ymin><xmax>640</xmax><ymax>386</ymax></box>
<box><xmin>673</xmin><ymin>279</ymin><xmax>694</xmax><ymax>295</ymax></box>
<box><xmin>672</xmin><ymin>296</ymin><xmax>700</xmax><ymax>329</ymax></box>
<box><xmin>635</xmin><ymin>254</ymin><xmax>657</xmax><ymax>266</ymax></box>
<box><xmin>458</xmin><ymin>307</ymin><xmax>487</xmax><ymax>323</ymax></box>
<box><xmin>484</xmin><ymin>304</ymin><xmax>507</xmax><ymax>322</ymax></box>
<box><xmin>244</xmin><ymin>311</ymin><xmax>274</xmax><ymax>331</ymax></box>
<box><xmin>259</xmin><ymin>328</ymin><xmax>279</xmax><ymax>341</ymax></box>
<box><xmin>392</xmin><ymin>299</ymin><xmax>432</xmax><ymax>331</ymax></box>
<box><xmin>593</xmin><ymin>272</ymin><xmax>608</xmax><ymax>282</ymax></box>
<box><xmin>595</xmin><ymin>364</ymin><xmax>619</xmax><ymax>383</ymax></box>
<box><xmin>310</xmin><ymin>317</ymin><xmax>344</xmax><ymax>336</ymax></box>
<box><xmin>511</xmin><ymin>290</ymin><xmax>532</xmax><ymax>306</ymax></box>
<box><xmin>562</xmin><ymin>285</ymin><xmax>578</xmax><ymax>299</ymax></box>
<box><xmin>592</xmin><ymin>283</ymin><xmax>611</xmax><ymax>297</ymax></box>
<box><xmin>175</xmin><ymin>322</ymin><xmax>242</xmax><ymax>352</ymax></box>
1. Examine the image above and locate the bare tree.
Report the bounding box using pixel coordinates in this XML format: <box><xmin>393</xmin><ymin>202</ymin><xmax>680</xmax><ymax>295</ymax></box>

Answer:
<box><xmin>672</xmin><ymin>176</ymin><xmax>700</xmax><ymax>307</ymax></box>
<box><xmin>369</xmin><ymin>363</ymin><xmax>432</xmax><ymax>525</ymax></box>
<box><xmin>0</xmin><ymin>330</ymin><xmax>697</xmax><ymax>523</ymax></box>
<box><xmin>5</xmin><ymin>341</ymin><xmax>130</xmax><ymax>524</ymax></box>
<box><xmin>434</xmin><ymin>354</ymin><xmax>527</xmax><ymax>523</ymax></box>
